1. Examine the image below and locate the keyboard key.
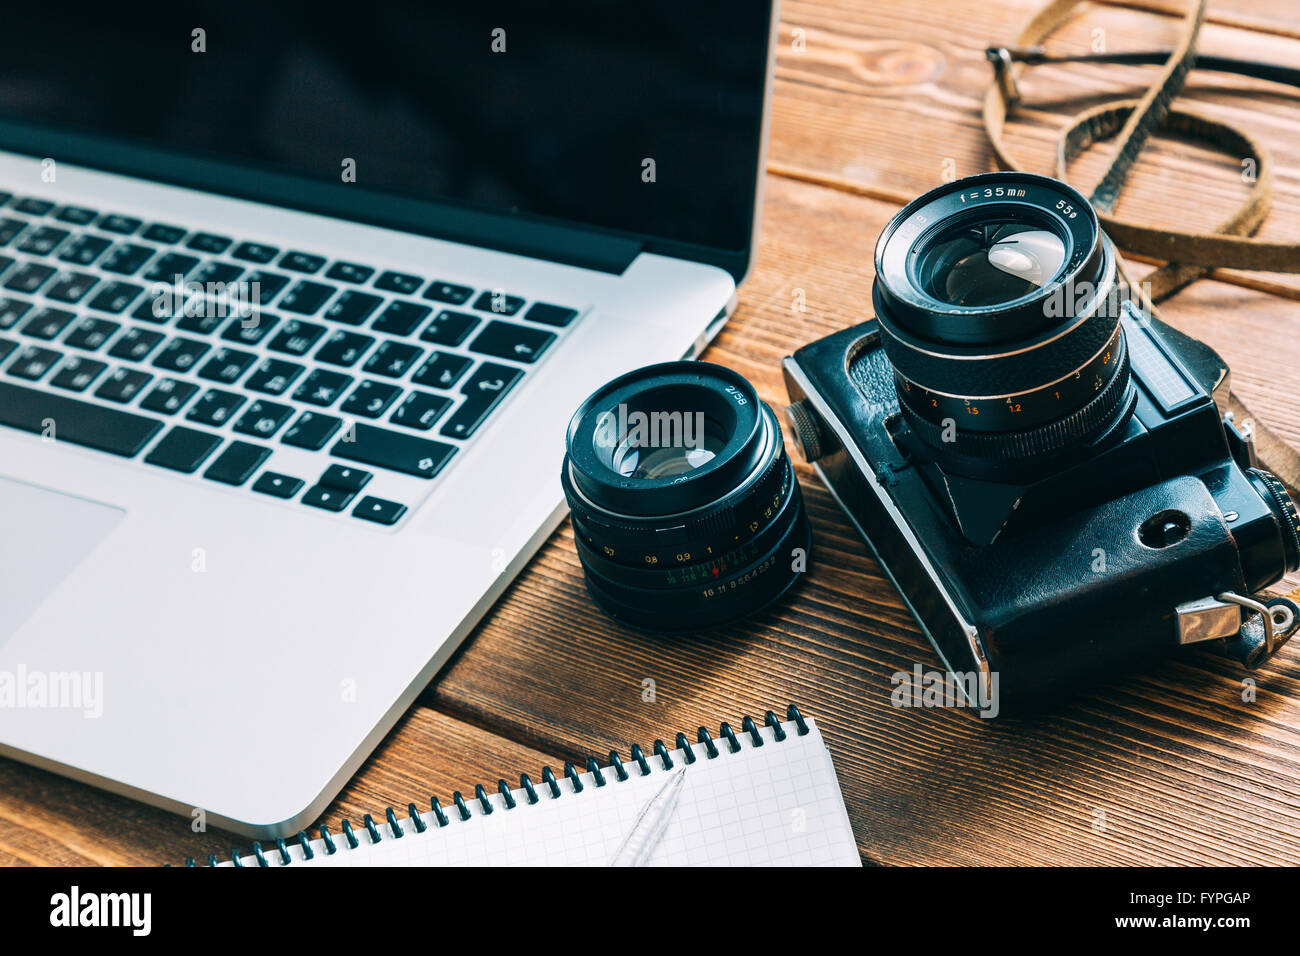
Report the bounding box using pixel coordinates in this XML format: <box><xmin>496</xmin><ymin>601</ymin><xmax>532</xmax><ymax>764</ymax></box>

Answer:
<box><xmin>320</xmin><ymin>464</ymin><xmax>372</xmax><ymax>493</ymax></box>
<box><xmin>94</xmin><ymin>367</ymin><xmax>153</xmax><ymax>403</ymax></box>
<box><xmin>64</xmin><ymin>317</ymin><xmax>120</xmax><ymax>351</ymax></box>
<box><xmin>141</xmin><ymin>223</ymin><xmax>186</xmax><ymax>244</ymax></box>
<box><xmin>0</xmin><ymin>255</ymin><xmax>11</xmax><ymax>279</ymax></box>
<box><xmin>107</xmin><ymin>325</ymin><xmax>165</xmax><ymax>361</ymax></box>
<box><xmin>524</xmin><ymin>302</ymin><xmax>578</xmax><ymax>327</ymax></box>
<box><xmin>173</xmin><ymin>308</ymin><xmax>225</xmax><ymax>335</ymax></box>
<box><xmin>3</xmin><ymin>262</ymin><xmax>56</xmax><ymax>293</ymax></box>
<box><xmin>57</xmin><ymin>234</ymin><xmax>112</xmax><ymax>266</ymax></box>
<box><xmin>243</xmin><ymin>270</ymin><xmax>291</xmax><ymax>305</ymax></box>
<box><xmin>325</xmin><ymin>262</ymin><xmax>374</xmax><ymax>284</ymax></box>
<box><xmin>231</xmin><ymin>242</ymin><xmax>279</xmax><ymax>264</ymax></box>
<box><xmin>186</xmin><ymin>389</ymin><xmax>245</xmax><ymax>426</ymax></box>
<box><xmin>467</xmin><ymin>320</ymin><xmax>555</xmax><ymax>363</ymax></box>
<box><xmin>197</xmin><ymin>347</ymin><xmax>256</xmax><ymax>384</ymax></box>
<box><xmin>49</xmin><ymin>356</ymin><xmax>108</xmax><ymax>392</ymax></box>
<box><xmin>375</xmin><ymin>270</ymin><xmax>423</xmax><ymax>295</ymax></box>
<box><xmin>0</xmin><ymin>336</ymin><xmax>15</xmax><ymax>364</ymax></box>
<box><xmin>301</xmin><ymin>484</ymin><xmax>354</xmax><ymax>512</ymax></box>
<box><xmin>472</xmin><ymin>289</ymin><xmax>525</xmax><ymax>316</ymax></box>
<box><xmin>96</xmin><ymin>214</ymin><xmax>142</xmax><ymax>235</ymax></box>
<box><xmin>419</xmin><ymin>309</ymin><xmax>478</xmax><ymax>346</ymax></box>
<box><xmin>281</xmin><ymin>411</ymin><xmax>342</xmax><ymax>450</ymax></box>
<box><xmin>6</xmin><ymin>345</ymin><xmax>61</xmax><ymax>380</ymax></box>
<box><xmin>186</xmin><ymin>232</ymin><xmax>232</xmax><ymax>254</ymax></box>
<box><xmin>55</xmin><ymin>206</ymin><xmax>98</xmax><ymax>225</ymax></box>
<box><xmin>0</xmin><ymin>381</ymin><xmax>162</xmax><ymax>455</ymax></box>
<box><xmin>280</xmin><ymin>251</ymin><xmax>326</xmax><ymax>273</ymax></box>
<box><xmin>233</xmin><ymin>399</ymin><xmax>294</xmax><ymax>438</ymax></box>
<box><xmin>100</xmin><ymin>243</ymin><xmax>155</xmax><ymax>275</ymax></box>
<box><xmin>152</xmin><ymin>337</ymin><xmax>210</xmax><ymax>372</ymax></box>
<box><xmin>0</xmin><ymin>296</ymin><xmax>31</xmax><ymax>330</ymax></box>
<box><xmin>440</xmin><ymin>362</ymin><xmax>525</xmax><ymax>440</ymax></box>
<box><xmin>0</xmin><ymin>218</ymin><xmax>26</xmax><ymax>246</ymax></box>
<box><xmin>252</xmin><ymin>471</ymin><xmax>303</xmax><ymax>499</ymax></box>
<box><xmin>141</xmin><ymin>251</ymin><xmax>200</xmax><ymax>282</ymax></box>
<box><xmin>107</xmin><ymin>326</ymin><xmax>165</xmax><ymax>362</ymax></box>
<box><xmin>191</xmin><ymin>260</ymin><xmax>244</xmax><ymax>286</ymax></box>
<box><xmin>279</xmin><ymin>280</ymin><xmax>336</xmax><ymax>315</ymax></box>
<box><xmin>293</xmin><ymin>368</ymin><xmax>353</xmax><ymax>406</ymax></box>
<box><xmin>363</xmin><ymin>339</ymin><xmax>423</xmax><ymax>377</ymax></box>
<box><xmin>341</xmin><ymin>380</ymin><xmax>403</xmax><ymax>418</ymax></box>
<box><xmin>20</xmin><ymin>307</ymin><xmax>75</xmax><ymax>340</ymax></box>
<box><xmin>331</xmin><ymin>423</ymin><xmax>456</xmax><ymax>479</ymax></box>
<box><xmin>43</xmin><ymin>271</ymin><xmax>99</xmax><ymax>304</ymax></box>
<box><xmin>86</xmin><ymin>280</ymin><xmax>143</xmax><ymax>314</ymax></box>
<box><xmin>390</xmin><ymin>390</ymin><xmax>452</xmax><ymax>431</ymax></box>
<box><xmin>423</xmin><ymin>280</ymin><xmax>474</xmax><ymax>305</ymax></box>
<box><xmin>0</xmin><ymin>192</ymin><xmax>8</xmax><ymax>207</ymax></box>
<box><xmin>315</xmin><ymin>330</ymin><xmax>374</xmax><ymax>367</ymax></box>
<box><xmin>245</xmin><ymin>357</ymin><xmax>305</xmax><ymax>395</ymax></box>
<box><xmin>267</xmin><ymin>318</ymin><xmax>326</xmax><ymax>356</ymax></box>
<box><xmin>144</xmin><ymin>426</ymin><xmax>222</xmax><ymax>473</ymax></box>
<box><xmin>411</xmin><ymin>351</ymin><xmax>473</xmax><ymax>390</ymax></box>
<box><xmin>11</xmin><ymin>198</ymin><xmax>54</xmax><ymax>216</ymax></box>
<box><xmin>324</xmin><ymin>290</ymin><xmax>382</xmax><ymax>326</ymax></box>
<box><xmin>221</xmin><ymin>312</ymin><xmax>279</xmax><ymax>345</ymax></box>
<box><xmin>353</xmin><ymin>496</ymin><xmax>408</xmax><ymax>526</ymax></box>
<box><xmin>131</xmin><ymin>293</ymin><xmax>175</xmax><ymax>325</ymax></box>
<box><xmin>203</xmin><ymin>440</ymin><xmax>270</xmax><ymax>486</ymax></box>
<box><xmin>371</xmin><ymin>300</ymin><xmax>430</xmax><ymax>337</ymax></box>
<box><xmin>139</xmin><ymin>378</ymin><xmax>200</xmax><ymax>415</ymax></box>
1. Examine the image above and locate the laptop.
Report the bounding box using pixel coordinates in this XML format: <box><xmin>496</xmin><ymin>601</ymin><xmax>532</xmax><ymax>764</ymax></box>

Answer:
<box><xmin>0</xmin><ymin>2</ymin><xmax>776</xmax><ymax>837</ymax></box>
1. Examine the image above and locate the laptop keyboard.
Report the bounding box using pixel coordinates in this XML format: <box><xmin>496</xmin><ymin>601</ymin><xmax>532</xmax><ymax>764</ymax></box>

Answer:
<box><xmin>0</xmin><ymin>192</ymin><xmax>582</xmax><ymax>526</ymax></box>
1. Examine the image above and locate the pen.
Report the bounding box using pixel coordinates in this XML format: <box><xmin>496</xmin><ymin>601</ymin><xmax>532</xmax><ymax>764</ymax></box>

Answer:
<box><xmin>608</xmin><ymin>766</ymin><xmax>687</xmax><ymax>867</ymax></box>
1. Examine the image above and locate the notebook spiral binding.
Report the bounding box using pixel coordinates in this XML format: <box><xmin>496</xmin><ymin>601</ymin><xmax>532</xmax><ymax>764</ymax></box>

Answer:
<box><xmin>185</xmin><ymin>703</ymin><xmax>809</xmax><ymax>867</ymax></box>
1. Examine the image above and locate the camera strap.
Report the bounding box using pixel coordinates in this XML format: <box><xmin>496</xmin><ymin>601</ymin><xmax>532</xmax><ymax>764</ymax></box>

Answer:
<box><xmin>982</xmin><ymin>0</ymin><xmax>1300</xmax><ymax>665</ymax></box>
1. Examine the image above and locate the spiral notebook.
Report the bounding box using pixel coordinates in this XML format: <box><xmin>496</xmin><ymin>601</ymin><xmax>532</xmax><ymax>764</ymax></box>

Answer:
<box><xmin>200</xmin><ymin>705</ymin><xmax>860</xmax><ymax>867</ymax></box>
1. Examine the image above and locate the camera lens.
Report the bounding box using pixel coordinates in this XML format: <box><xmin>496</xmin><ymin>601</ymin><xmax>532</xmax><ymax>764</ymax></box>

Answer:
<box><xmin>561</xmin><ymin>361</ymin><xmax>810</xmax><ymax>632</ymax></box>
<box><xmin>871</xmin><ymin>172</ymin><xmax>1135</xmax><ymax>478</ymax></box>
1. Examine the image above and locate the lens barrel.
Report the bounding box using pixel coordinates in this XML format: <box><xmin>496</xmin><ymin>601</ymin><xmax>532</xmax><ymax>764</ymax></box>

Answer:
<box><xmin>562</xmin><ymin>362</ymin><xmax>810</xmax><ymax>631</ymax></box>
<box><xmin>872</xmin><ymin>172</ymin><xmax>1135</xmax><ymax>477</ymax></box>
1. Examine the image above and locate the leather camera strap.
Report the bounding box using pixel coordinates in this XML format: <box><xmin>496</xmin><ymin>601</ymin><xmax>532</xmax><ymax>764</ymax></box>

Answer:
<box><xmin>981</xmin><ymin>0</ymin><xmax>1300</xmax><ymax>664</ymax></box>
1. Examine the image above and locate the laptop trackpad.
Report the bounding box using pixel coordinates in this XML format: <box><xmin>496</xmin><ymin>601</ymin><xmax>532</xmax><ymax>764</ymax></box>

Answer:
<box><xmin>0</xmin><ymin>477</ymin><xmax>125</xmax><ymax>645</ymax></box>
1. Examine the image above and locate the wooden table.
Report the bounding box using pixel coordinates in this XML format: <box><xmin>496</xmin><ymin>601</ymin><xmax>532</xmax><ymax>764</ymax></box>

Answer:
<box><xmin>5</xmin><ymin>0</ymin><xmax>1300</xmax><ymax>866</ymax></box>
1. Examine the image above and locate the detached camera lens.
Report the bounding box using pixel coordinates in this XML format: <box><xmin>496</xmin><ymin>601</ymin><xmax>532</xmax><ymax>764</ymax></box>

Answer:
<box><xmin>561</xmin><ymin>361</ymin><xmax>810</xmax><ymax>632</ymax></box>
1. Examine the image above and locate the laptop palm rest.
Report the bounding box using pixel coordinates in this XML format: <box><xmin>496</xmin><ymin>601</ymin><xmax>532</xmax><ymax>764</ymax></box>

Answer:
<box><xmin>0</xmin><ymin>476</ymin><xmax>125</xmax><ymax>646</ymax></box>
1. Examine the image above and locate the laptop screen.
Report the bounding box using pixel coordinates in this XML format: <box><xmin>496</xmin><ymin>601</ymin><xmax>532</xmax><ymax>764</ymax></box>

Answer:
<box><xmin>0</xmin><ymin>2</ymin><xmax>773</xmax><ymax>278</ymax></box>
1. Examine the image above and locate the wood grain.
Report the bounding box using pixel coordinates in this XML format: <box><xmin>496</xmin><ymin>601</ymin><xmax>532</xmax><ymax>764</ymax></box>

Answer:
<box><xmin>5</xmin><ymin>0</ymin><xmax>1300</xmax><ymax>867</ymax></box>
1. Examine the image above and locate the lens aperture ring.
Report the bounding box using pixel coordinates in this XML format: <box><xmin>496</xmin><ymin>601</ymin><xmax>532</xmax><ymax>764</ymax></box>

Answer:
<box><xmin>897</xmin><ymin>335</ymin><xmax>1132</xmax><ymax>461</ymax></box>
<box><xmin>1248</xmin><ymin>468</ymin><xmax>1300</xmax><ymax>573</ymax></box>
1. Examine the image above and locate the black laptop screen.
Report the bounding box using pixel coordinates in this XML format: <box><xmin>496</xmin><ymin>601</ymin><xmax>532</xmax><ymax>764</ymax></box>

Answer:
<box><xmin>0</xmin><ymin>2</ymin><xmax>772</xmax><ymax>275</ymax></box>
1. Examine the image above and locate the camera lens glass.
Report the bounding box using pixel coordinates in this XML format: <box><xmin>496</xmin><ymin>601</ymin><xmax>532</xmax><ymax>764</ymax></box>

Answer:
<box><xmin>915</xmin><ymin>219</ymin><xmax>1067</xmax><ymax>307</ymax></box>
<box><xmin>562</xmin><ymin>362</ymin><xmax>810</xmax><ymax>632</ymax></box>
<box><xmin>870</xmin><ymin>172</ymin><xmax>1135</xmax><ymax>479</ymax></box>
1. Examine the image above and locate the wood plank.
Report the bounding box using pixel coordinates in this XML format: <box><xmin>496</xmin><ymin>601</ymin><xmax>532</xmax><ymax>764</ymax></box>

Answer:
<box><xmin>770</xmin><ymin>0</ymin><xmax>1300</xmax><ymax>295</ymax></box>
<box><xmin>427</xmin><ymin>173</ymin><xmax>1300</xmax><ymax>865</ymax></box>
<box><xmin>0</xmin><ymin>708</ymin><xmax>560</xmax><ymax>866</ymax></box>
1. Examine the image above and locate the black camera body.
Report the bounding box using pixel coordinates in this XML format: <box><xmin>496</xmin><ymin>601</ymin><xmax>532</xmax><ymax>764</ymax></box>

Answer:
<box><xmin>783</xmin><ymin>172</ymin><xmax>1299</xmax><ymax>712</ymax></box>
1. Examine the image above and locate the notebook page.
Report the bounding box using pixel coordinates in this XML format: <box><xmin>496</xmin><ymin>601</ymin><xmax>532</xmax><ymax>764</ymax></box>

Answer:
<box><xmin>256</xmin><ymin>718</ymin><xmax>859</xmax><ymax>866</ymax></box>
